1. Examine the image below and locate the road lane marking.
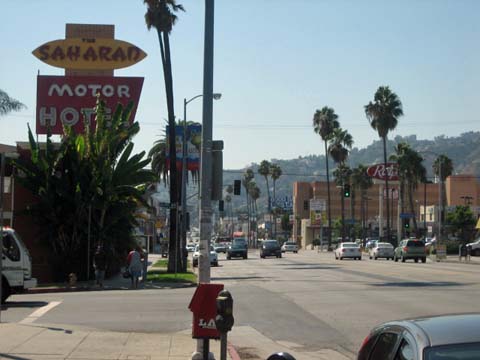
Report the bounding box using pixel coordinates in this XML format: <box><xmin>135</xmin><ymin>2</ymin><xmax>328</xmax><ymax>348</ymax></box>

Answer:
<box><xmin>20</xmin><ymin>301</ymin><xmax>62</xmax><ymax>324</ymax></box>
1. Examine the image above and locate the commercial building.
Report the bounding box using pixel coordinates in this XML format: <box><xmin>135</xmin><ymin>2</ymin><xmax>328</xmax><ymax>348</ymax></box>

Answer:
<box><xmin>292</xmin><ymin>174</ymin><xmax>480</xmax><ymax>249</ymax></box>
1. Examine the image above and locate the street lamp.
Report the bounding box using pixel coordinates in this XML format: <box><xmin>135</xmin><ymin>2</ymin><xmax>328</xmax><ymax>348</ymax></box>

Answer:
<box><xmin>180</xmin><ymin>93</ymin><xmax>221</xmax><ymax>271</ymax></box>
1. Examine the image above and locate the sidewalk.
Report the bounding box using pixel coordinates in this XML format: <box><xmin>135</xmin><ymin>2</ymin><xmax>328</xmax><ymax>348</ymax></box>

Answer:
<box><xmin>0</xmin><ymin>322</ymin><xmax>237</xmax><ymax>360</ymax></box>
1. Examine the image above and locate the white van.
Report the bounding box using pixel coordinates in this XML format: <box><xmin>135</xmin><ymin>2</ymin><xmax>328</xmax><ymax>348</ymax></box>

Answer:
<box><xmin>1</xmin><ymin>227</ymin><xmax>37</xmax><ymax>303</ymax></box>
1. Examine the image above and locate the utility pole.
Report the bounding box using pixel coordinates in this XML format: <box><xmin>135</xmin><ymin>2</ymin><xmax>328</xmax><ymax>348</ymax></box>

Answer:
<box><xmin>193</xmin><ymin>0</ymin><xmax>215</xmax><ymax>359</ymax></box>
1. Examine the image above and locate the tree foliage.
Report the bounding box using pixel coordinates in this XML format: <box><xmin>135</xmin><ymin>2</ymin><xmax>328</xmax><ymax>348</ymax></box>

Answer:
<box><xmin>14</xmin><ymin>99</ymin><xmax>156</xmax><ymax>281</ymax></box>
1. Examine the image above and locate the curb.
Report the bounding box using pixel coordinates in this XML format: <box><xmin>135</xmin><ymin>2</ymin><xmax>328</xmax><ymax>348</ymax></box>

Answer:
<box><xmin>228</xmin><ymin>342</ymin><xmax>241</xmax><ymax>360</ymax></box>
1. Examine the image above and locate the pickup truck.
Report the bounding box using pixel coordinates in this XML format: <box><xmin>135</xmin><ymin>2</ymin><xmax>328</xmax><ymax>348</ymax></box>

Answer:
<box><xmin>1</xmin><ymin>227</ymin><xmax>37</xmax><ymax>303</ymax></box>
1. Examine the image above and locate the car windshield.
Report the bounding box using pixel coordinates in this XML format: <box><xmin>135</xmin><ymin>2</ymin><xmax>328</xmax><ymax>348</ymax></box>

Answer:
<box><xmin>231</xmin><ymin>244</ymin><xmax>244</xmax><ymax>249</ymax></box>
<box><xmin>342</xmin><ymin>243</ymin><xmax>358</xmax><ymax>248</ymax></box>
<box><xmin>285</xmin><ymin>242</ymin><xmax>296</xmax><ymax>245</ymax></box>
<box><xmin>378</xmin><ymin>243</ymin><xmax>393</xmax><ymax>248</ymax></box>
<box><xmin>407</xmin><ymin>240</ymin><xmax>424</xmax><ymax>247</ymax></box>
<box><xmin>425</xmin><ymin>342</ymin><xmax>480</xmax><ymax>360</ymax></box>
<box><xmin>264</xmin><ymin>241</ymin><xmax>279</xmax><ymax>248</ymax></box>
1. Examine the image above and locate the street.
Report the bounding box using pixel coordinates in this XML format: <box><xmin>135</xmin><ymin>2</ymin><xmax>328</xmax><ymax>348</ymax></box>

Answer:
<box><xmin>3</xmin><ymin>250</ymin><xmax>480</xmax><ymax>359</ymax></box>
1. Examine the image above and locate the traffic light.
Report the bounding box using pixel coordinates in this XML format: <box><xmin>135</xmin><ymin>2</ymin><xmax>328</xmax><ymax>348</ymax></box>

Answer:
<box><xmin>403</xmin><ymin>219</ymin><xmax>410</xmax><ymax>229</ymax></box>
<box><xmin>343</xmin><ymin>184</ymin><xmax>350</xmax><ymax>198</ymax></box>
<box><xmin>233</xmin><ymin>180</ymin><xmax>241</xmax><ymax>195</ymax></box>
<box><xmin>219</xmin><ymin>200</ymin><xmax>224</xmax><ymax>212</ymax></box>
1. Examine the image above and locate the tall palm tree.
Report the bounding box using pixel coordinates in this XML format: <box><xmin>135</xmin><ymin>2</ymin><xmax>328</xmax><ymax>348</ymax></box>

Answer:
<box><xmin>433</xmin><ymin>155</ymin><xmax>453</xmax><ymax>230</ymax></box>
<box><xmin>365</xmin><ymin>86</ymin><xmax>403</xmax><ymax>242</ymax></box>
<box><xmin>225</xmin><ymin>185</ymin><xmax>234</xmax><ymax>237</ymax></box>
<box><xmin>270</xmin><ymin>163</ymin><xmax>282</xmax><ymax>238</ymax></box>
<box><xmin>248</xmin><ymin>182</ymin><xmax>261</xmax><ymax>247</ymax></box>
<box><xmin>0</xmin><ymin>89</ymin><xmax>25</xmax><ymax>117</ymax></box>
<box><xmin>143</xmin><ymin>0</ymin><xmax>185</xmax><ymax>273</ymax></box>
<box><xmin>350</xmin><ymin>165</ymin><xmax>373</xmax><ymax>242</ymax></box>
<box><xmin>329</xmin><ymin>127</ymin><xmax>353</xmax><ymax>242</ymax></box>
<box><xmin>390</xmin><ymin>143</ymin><xmax>426</xmax><ymax>236</ymax></box>
<box><xmin>242</xmin><ymin>168</ymin><xmax>254</xmax><ymax>244</ymax></box>
<box><xmin>313</xmin><ymin>107</ymin><xmax>340</xmax><ymax>248</ymax></box>
<box><xmin>258</xmin><ymin>160</ymin><xmax>272</xmax><ymax>212</ymax></box>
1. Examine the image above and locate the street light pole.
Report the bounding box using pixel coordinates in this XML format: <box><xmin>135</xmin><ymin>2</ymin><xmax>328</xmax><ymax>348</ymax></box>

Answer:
<box><xmin>0</xmin><ymin>153</ymin><xmax>5</xmax><ymax>321</ymax></box>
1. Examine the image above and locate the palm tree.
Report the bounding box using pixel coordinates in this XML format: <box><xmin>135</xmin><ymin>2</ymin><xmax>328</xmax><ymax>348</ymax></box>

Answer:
<box><xmin>433</xmin><ymin>155</ymin><xmax>453</xmax><ymax>230</ymax></box>
<box><xmin>143</xmin><ymin>0</ymin><xmax>185</xmax><ymax>273</ymax></box>
<box><xmin>242</xmin><ymin>169</ymin><xmax>254</xmax><ymax>244</ymax></box>
<box><xmin>351</xmin><ymin>165</ymin><xmax>373</xmax><ymax>242</ymax></box>
<box><xmin>365</xmin><ymin>86</ymin><xmax>403</xmax><ymax>242</ymax></box>
<box><xmin>390</xmin><ymin>144</ymin><xmax>426</xmax><ymax>237</ymax></box>
<box><xmin>248</xmin><ymin>182</ymin><xmax>261</xmax><ymax>247</ymax></box>
<box><xmin>0</xmin><ymin>89</ymin><xmax>25</xmax><ymax>117</ymax></box>
<box><xmin>329</xmin><ymin>127</ymin><xmax>353</xmax><ymax>242</ymax></box>
<box><xmin>258</xmin><ymin>160</ymin><xmax>272</xmax><ymax>212</ymax></box>
<box><xmin>313</xmin><ymin>107</ymin><xmax>340</xmax><ymax>247</ymax></box>
<box><xmin>270</xmin><ymin>163</ymin><xmax>282</xmax><ymax>238</ymax></box>
<box><xmin>225</xmin><ymin>185</ymin><xmax>234</xmax><ymax>237</ymax></box>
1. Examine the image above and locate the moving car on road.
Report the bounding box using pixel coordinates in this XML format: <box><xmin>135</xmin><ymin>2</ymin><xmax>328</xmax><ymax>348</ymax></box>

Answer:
<box><xmin>260</xmin><ymin>240</ymin><xmax>282</xmax><ymax>258</ymax></box>
<box><xmin>281</xmin><ymin>241</ymin><xmax>299</xmax><ymax>253</ymax></box>
<box><xmin>192</xmin><ymin>244</ymin><xmax>218</xmax><ymax>267</ymax></box>
<box><xmin>186</xmin><ymin>243</ymin><xmax>196</xmax><ymax>252</ymax></box>
<box><xmin>335</xmin><ymin>242</ymin><xmax>362</xmax><ymax>260</ymax></box>
<box><xmin>369</xmin><ymin>242</ymin><xmax>394</xmax><ymax>260</ymax></box>
<box><xmin>357</xmin><ymin>313</ymin><xmax>480</xmax><ymax>360</ymax></box>
<box><xmin>213</xmin><ymin>243</ymin><xmax>227</xmax><ymax>253</ymax></box>
<box><xmin>394</xmin><ymin>239</ymin><xmax>426</xmax><ymax>263</ymax></box>
<box><xmin>227</xmin><ymin>240</ymin><xmax>248</xmax><ymax>260</ymax></box>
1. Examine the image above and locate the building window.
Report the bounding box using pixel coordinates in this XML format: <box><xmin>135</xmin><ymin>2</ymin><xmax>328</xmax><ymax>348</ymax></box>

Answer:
<box><xmin>303</xmin><ymin>200</ymin><xmax>309</xmax><ymax>211</ymax></box>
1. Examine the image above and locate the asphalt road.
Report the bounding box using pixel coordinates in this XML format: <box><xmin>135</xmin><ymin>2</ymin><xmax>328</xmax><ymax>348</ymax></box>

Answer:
<box><xmin>3</xmin><ymin>249</ymin><xmax>480</xmax><ymax>357</ymax></box>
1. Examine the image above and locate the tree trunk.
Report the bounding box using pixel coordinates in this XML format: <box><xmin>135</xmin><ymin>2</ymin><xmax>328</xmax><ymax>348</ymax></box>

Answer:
<box><xmin>324</xmin><ymin>140</ymin><xmax>332</xmax><ymax>248</ymax></box>
<box><xmin>160</xmin><ymin>32</ymin><xmax>179</xmax><ymax>273</ymax></box>
<box><xmin>341</xmin><ymin>187</ymin><xmax>345</xmax><ymax>241</ymax></box>
<box><xmin>409</xmin><ymin>183</ymin><xmax>418</xmax><ymax>234</ymax></box>
<box><xmin>382</xmin><ymin>136</ymin><xmax>390</xmax><ymax>242</ymax></box>
<box><xmin>273</xmin><ymin>180</ymin><xmax>277</xmax><ymax>239</ymax></box>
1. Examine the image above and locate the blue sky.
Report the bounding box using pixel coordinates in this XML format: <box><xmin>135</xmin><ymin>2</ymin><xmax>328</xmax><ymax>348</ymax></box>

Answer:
<box><xmin>1</xmin><ymin>0</ymin><xmax>480</xmax><ymax>169</ymax></box>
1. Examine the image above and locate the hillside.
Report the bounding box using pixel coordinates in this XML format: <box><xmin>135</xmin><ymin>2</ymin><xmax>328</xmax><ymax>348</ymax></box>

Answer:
<box><xmin>221</xmin><ymin>131</ymin><xmax>480</xmax><ymax>215</ymax></box>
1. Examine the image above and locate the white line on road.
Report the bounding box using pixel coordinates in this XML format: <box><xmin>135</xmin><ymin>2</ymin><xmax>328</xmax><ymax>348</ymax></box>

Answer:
<box><xmin>20</xmin><ymin>301</ymin><xmax>62</xmax><ymax>324</ymax></box>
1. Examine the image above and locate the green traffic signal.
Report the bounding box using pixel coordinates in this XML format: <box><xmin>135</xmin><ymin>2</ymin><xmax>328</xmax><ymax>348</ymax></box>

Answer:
<box><xmin>343</xmin><ymin>184</ymin><xmax>350</xmax><ymax>198</ymax></box>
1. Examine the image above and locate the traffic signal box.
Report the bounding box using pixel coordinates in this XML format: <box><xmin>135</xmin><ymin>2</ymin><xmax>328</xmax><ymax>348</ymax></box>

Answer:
<box><xmin>234</xmin><ymin>180</ymin><xmax>241</xmax><ymax>195</ymax></box>
<box><xmin>343</xmin><ymin>184</ymin><xmax>351</xmax><ymax>198</ymax></box>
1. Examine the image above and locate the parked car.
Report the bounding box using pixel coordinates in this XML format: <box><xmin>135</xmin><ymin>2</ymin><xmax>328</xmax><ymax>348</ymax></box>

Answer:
<box><xmin>260</xmin><ymin>240</ymin><xmax>282</xmax><ymax>258</ymax></box>
<box><xmin>213</xmin><ymin>243</ymin><xmax>227</xmax><ymax>253</ymax></box>
<box><xmin>369</xmin><ymin>242</ymin><xmax>394</xmax><ymax>260</ymax></box>
<box><xmin>335</xmin><ymin>242</ymin><xmax>362</xmax><ymax>260</ymax></box>
<box><xmin>366</xmin><ymin>239</ymin><xmax>379</xmax><ymax>249</ymax></box>
<box><xmin>192</xmin><ymin>245</ymin><xmax>218</xmax><ymax>267</ymax></box>
<box><xmin>466</xmin><ymin>238</ymin><xmax>480</xmax><ymax>256</ymax></box>
<box><xmin>394</xmin><ymin>239</ymin><xmax>426</xmax><ymax>263</ymax></box>
<box><xmin>186</xmin><ymin>243</ymin><xmax>196</xmax><ymax>252</ymax></box>
<box><xmin>227</xmin><ymin>242</ymin><xmax>248</xmax><ymax>260</ymax></box>
<box><xmin>357</xmin><ymin>313</ymin><xmax>480</xmax><ymax>360</ymax></box>
<box><xmin>281</xmin><ymin>241</ymin><xmax>299</xmax><ymax>253</ymax></box>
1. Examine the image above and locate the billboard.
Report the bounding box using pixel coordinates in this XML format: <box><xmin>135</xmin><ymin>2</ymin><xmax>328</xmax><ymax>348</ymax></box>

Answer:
<box><xmin>36</xmin><ymin>75</ymin><xmax>144</xmax><ymax>134</ymax></box>
<box><xmin>367</xmin><ymin>162</ymin><xmax>399</xmax><ymax>181</ymax></box>
<box><xmin>166</xmin><ymin>124</ymin><xmax>202</xmax><ymax>171</ymax></box>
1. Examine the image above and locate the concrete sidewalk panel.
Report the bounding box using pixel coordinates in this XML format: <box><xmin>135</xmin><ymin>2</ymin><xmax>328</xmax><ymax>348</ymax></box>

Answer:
<box><xmin>7</xmin><ymin>325</ymin><xmax>88</xmax><ymax>358</ymax></box>
<box><xmin>69</xmin><ymin>331</ymin><xmax>130</xmax><ymax>359</ymax></box>
<box><xmin>120</xmin><ymin>333</ymin><xmax>171</xmax><ymax>358</ymax></box>
<box><xmin>0</xmin><ymin>324</ymin><xmax>45</xmax><ymax>354</ymax></box>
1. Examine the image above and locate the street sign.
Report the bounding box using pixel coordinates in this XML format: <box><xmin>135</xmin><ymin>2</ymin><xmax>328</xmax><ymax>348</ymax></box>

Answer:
<box><xmin>310</xmin><ymin>198</ymin><xmax>326</xmax><ymax>211</ymax></box>
<box><xmin>399</xmin><ymin>213</ymin><xmax>415</xmax><ymax>219</ymax></box>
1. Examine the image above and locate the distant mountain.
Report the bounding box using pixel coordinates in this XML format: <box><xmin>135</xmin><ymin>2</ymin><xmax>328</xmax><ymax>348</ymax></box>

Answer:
<box><xmin>222</xmin><ymin>131</ymin><xmax>480</xmax><ymax>215</ymax></box>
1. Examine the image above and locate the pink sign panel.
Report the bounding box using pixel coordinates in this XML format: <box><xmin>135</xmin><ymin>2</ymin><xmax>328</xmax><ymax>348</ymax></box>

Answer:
<box><xmin>36</xmin><ymin>75</ymin><xmax>144</xmax><ymax>134</ymax></box>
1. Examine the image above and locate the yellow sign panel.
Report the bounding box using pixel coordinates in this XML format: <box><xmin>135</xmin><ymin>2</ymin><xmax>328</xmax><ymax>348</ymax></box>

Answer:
<box><xmin>32</xmin><ymin>38</ymin><xmax>147</xmax><ymax>70</ymax></box>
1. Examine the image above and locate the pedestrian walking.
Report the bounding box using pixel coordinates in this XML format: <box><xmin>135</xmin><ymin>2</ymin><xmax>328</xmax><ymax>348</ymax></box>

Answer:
<box><xmin>94</xmin><ymin>245</ymin><xmax>107</xmax><ymax>289</ymax></box>
<box><xmin>127</xmin><ymin>247</ymin><xmax>142</xmax><ymax>289</ymax></box>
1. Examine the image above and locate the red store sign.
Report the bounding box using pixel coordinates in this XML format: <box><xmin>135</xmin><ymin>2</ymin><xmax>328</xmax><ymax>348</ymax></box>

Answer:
<box><xmin>36</xmin><ymin>75</ymin><xmax>144</xmax><ymax>134</ymax></box>
<box><xmin>367</xmin><ymin>162</ymin><xmax>399</xmax><ymax>181</ymax></box>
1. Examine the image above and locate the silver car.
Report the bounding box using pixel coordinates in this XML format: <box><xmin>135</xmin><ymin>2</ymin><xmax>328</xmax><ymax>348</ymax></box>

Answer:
<box><xmin>357</xmin><ymin>313</ymin><xmax>480</xmax><ymax>359</ymax></box>
<box><xmin>369</xmin><ymin>242</ymin><xmax>394</xmax><ymax>260</ymax></box>
<box><xmin>335</xmin><ymin>242</ymin><xmax>362</xmax><ymax>260</ymax></box>
<box><xmin>281</xmin><ymin>241</ymin><xmax>299</xmax><ymax>253</ymax></box>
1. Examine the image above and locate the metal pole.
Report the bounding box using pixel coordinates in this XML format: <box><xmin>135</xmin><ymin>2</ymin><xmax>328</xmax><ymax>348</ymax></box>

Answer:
<box><xmin>220</xmin><ymin>333</ymin><xmax>227</xmax><ymax>360</ymax></box>
<box><xmin>424</xmin><ymin>181</ymin><xmax>427</xmax><ymax>234</ymax></box>
<box><xmin>181</xmin><ymin>98</ymin><xmax>188</xmax><ymax>272</ymax></box>
<box><xmin>438</xmin><ymin>158</ymin><xmax>442</xmax><ymax>248</ymax></box>
<box><xmin>0</xmin><ymin>153</ymin><xmax>5</xmax><ymax>321</ymax></box>
<box><xmin>87</xmin><ymin>204</ymin><xmax>92</xmax><ymax>281</ymax></box>
<box><xmin>194</xmin><ymin>0</ymin><xmax>215</xmax><ymax>358</ymax></box>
